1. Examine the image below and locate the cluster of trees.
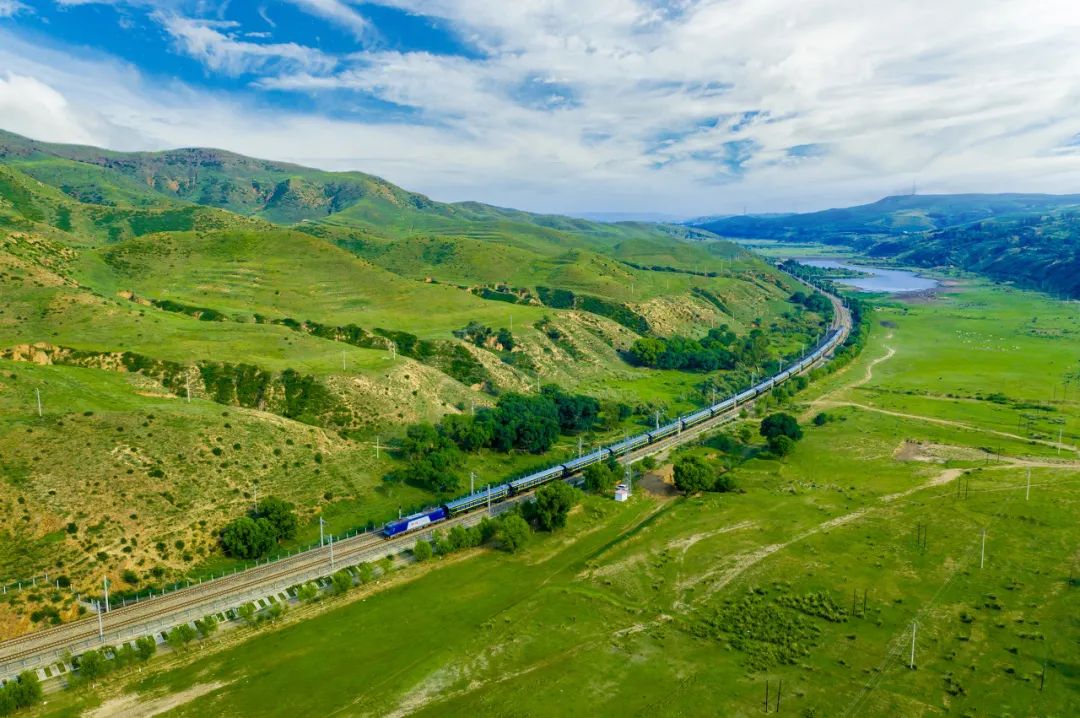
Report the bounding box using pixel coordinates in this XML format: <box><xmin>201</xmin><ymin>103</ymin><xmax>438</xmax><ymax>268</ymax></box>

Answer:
<box><xmin>630</xmin><ymin>326</ymin><xmax>771</xmax><ymax>372</ymax></box>
<box><xmin>71</xmin><ymin>635</ymin><xmax>158</xmax><ymax>685</ymax></box>
<box><xmin>759</xmin><ymin>412</ymin><xmax>804</xmax><ymax>456</ymax></box>
<box><xmin>219</xmin><ymin>496</ymin><xmax>299</xmax><ymax>559</ymax></box>
<box><xmin>0</xmin><ymin>672</ymin><xmax>40</xmax><ymax>716</ymax></box>
<box><xmin>673</xmin><ymin>455</ymin><xmax>737</xmax><ymax>494</ymax></box>
<box><xmin>788</xmin><ymin>290</ymin><xmax>834</xmax><ymax>318</ymax></box>
<box><xmin>391</xmin><ymin>386</ymin><xmax>601</xmax><ymax>494</ymax></box>
<box><xmin>454</xmin><ymin>321</ymin><xmax>515</xmax><ymax>351</ymax></box>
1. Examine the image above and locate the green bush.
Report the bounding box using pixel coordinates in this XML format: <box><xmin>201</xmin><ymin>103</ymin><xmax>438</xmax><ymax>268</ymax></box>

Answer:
<box><xmin>413</xmin><ymin>540</ymin><xmax>433</xmax><ymax>562</ymax></box>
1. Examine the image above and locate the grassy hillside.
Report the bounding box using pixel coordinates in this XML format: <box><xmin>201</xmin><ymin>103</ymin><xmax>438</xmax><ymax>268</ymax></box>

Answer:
<box><xmin>37</xmin><ymin>279</ymin><xmax>1079</xmax><ymax>717</ymax></box>
<box><xmin>695</xmin><ymin>194</ymin><xmax>1080</xmax><ymax>298</ymax></box>
<box><xmin>0</xmin><ymin>133</ymin><xmax>835</xmax><ymax>629</ymax></box>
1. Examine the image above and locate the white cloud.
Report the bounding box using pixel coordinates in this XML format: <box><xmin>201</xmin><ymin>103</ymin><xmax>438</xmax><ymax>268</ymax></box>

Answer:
<box><xmin>285</xmin><ymin>0</ymin><xmax>370</xmax><ymax>39</ymax></box>
<box><xmin>0</xmin><ymin>0</ymin><xmax>27</xmax><ymax>17</ymax></box>
<box><xmin>0</xmin><ymin>73</ymin><xmax>99</xmax><ymax>144</ymax></box>
<box><xmin>4</xmin><ymin>1</ymin><xmax>1080</xmax><ymax>215</ymax></box>
<box><xmin>155</xmin><ymin>12</ymin><xmax>336</xmax><ymax>76</ymax></box>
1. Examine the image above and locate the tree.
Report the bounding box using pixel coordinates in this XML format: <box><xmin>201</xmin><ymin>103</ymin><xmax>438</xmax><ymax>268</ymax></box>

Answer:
<box><xmin>255</xmin><ymin>496</ymin><xmax>299</xmax><ymax>541</ymax></box>
<box><xmin>496</xmin><ymin>327</ymin><xmax>515</xmax><ymax>350</ymax></box>
<box><xmin>673</xmin><ymin>455</ymin><xmax>715</xmax><ymax>494</ymax></box>
<box><xmin>237</xmin><ymin>602</ymin><xmax>257</xmax><ymax>624</ymax></box>
<box><xmin>759</xmin><ymin>412</ymin><xmax>803</xmax><ymax>441</ymax></box>
<box><xmin>77</xmin><ymin>649</ymin><xmax>108</xmax><ymax>680</ymax></box>
<box><xmin>478</xmin><ymin>517</ymin><xmax>499</xmax><ymax>543</ymax></box>
<box><xmin>769</xmin><ymin>434</ymin><xmax>796</xmax><ymax>457</ymax></box>
<box><xmin>439</xmin><ymin>413</ymin><xmax>492</xmax><ymax>452</ymax></box>
<box><xmin>490</xmin><ymin>393</ymin><xmax>560</xmax><ymax>453</ymax></box>
<box><xmin>630</xmin><ymin>337</ymin><xmax>666</xmax><ymax>367</ymax></box>
<box><xmin>296</xmin><ymin>582</ymin><xmax>319</xmax><ymax>602</ymax></box>
<box><xmin>499</xmin><ymin>515</ymin><xmax>531</xmax><ymax>553</ymax></box>
<box><xmin>134</xmin><ymin>635</ymin><xmax>157</xmax><ymax>661</ymax></box>
<box><xmin>220</xmin><ymin>516</ymin><xmax>276</xmax><ymax>559</ymax></box>
<box><xmin>713</xmin><ymin>474</ymin><xmax>737</xmax><ymax>493</ymax></box>
<box><xmin>355</xmin><ymin>562</ymin><xmax>374</xmax><ymax>584</ymax></box>
<box><xmin>583</xmin><ymin>462</ymin><xmax>617</xmax><ymax>493</ymax></box>
<box><xmin>640</xmin><ymin>455</ymin><xmax>657</xmax><ymax>471</ymax></box>
<box><xmin>5</xmin><ymin>671</ymin><xmax>41</xmax><ymax>709</ymax></box>
<box><xmin>195</xmin><ymin>616</ymin><xmax>218</xmax><ymax>638</ymax></box>
<box><xmin>166</xmin><ymin>623</ymin><xmax>197</xmax><ymax>650</ymax></box>
<box><xmin>531</xmin><ymin>482</ymin><xmax>578</xmax><ymax>531</ymax></box>
<box><xmin>413</xmin><ymin>539</ymin><xmax>433</xmax><ymax>562</ymax></box>
<box><xmin>331</xmin><ymin>569</ymin><xmax>353</xmax><ymax>595</ymax></box>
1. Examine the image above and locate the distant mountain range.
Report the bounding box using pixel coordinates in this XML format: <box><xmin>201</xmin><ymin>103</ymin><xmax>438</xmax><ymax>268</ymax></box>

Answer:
<box><xmin>692</xmin><ymin>194</ymin><xmax>1080</xmax><ymax>298</ymax></box>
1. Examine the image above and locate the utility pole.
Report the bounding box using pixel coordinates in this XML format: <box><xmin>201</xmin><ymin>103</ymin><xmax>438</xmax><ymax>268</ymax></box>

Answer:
<box><xmin>319</xmin><ymin>516</ymin><xmax>325</xmax><ymax>547</ymax></box>
<box><xmin>96</xmin><ymin>600</ymin><xmax>104</xmax><ymax>642</ymax></box>
<box><xmin>910</xmin><ymin>621</ymin><xmax>917</xmax><ymax>669</ymax></box>
<box><xmin>329</xmin><ymin>534</ymin><xmax>335</xmax><ymax>570</ymax></box>
<box><xmin>578</xmin><ymin>436</ymin><xmax>583</xmax><ymax>458</ymax></box>
<box><xmin>186</xmin><ymin>376</ymin><xmax>191</xmax><ymax>403</ymax></box>
<box><xmin>980</xmin><ymin>529</ymin><xmax>987</xmax><ymax>569</ymax></box>
<box><xmin>655</xmin><ymin>410</ymin><xmax>660</xmax><ymax>430</ymax></box>
<box><xmin>103</xmin><ymin>577</ymin><xmax>110</xmax><ymax>613</ymax></box>
<box><xmin>375</xmin><ymin>435</ymin><xmax>380</xmax><ymax>460</ymax></box>
<box><xmin>35</xmin><ymin>388</ymin><xmax>42</xmax><ymax>417</ymax></box>
<box><xmin>470</xmin><ymin>471</ymin><xmax>476</xmax><ymax>495</ymax></box>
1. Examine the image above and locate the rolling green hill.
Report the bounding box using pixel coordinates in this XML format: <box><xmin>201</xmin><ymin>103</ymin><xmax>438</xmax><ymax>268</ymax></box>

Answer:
<box><xmin>0</xmin><ymin>131</ymin><xmax>832</xmax><ymax>628</ymax></box>
<box><xmin>694</xmin><ymin>194</ymin><xmax>1080</xmax><ymax>297</ymax></box>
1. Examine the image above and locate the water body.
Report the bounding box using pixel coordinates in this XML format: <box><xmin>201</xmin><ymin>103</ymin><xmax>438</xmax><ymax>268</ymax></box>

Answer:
<box><xmin>798</xmin><ymin>259</ymin><xmax>939</xmax><ymax>294</ymax></box>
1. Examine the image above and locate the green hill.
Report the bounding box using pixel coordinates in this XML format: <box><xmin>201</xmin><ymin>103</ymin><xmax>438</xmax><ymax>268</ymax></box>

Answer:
<box><xmin>694</xmin><ymin>193</ymin><xmax>1080</xmax><ymax>297</ymax></box>
<box><xmin>0</xmin><ymin>131</ymin><xmax>832</xmax><ymax>623</ymax></box>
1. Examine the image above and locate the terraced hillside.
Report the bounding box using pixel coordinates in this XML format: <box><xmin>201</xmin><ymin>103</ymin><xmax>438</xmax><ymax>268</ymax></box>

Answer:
<box><xmin>0</xmin><ymin>132</ymin><xmax>833</xmax><ymax>638</ymax></box>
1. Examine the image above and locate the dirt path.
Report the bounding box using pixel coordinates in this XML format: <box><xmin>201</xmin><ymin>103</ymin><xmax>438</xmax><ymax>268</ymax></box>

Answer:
<box><xmin>801</xmin><ymin>337</ymin><xmax>894</xmax><ymax>421</ymax></box>
<box><xmin>817</xmin><ymin>401</ymin><xmax>1077</xmax><ymax>454</ymax></box>
<box><xmin>86</xmin><ymin>682</ymin><xmax>225</xmax><ymax>718</ymax></box>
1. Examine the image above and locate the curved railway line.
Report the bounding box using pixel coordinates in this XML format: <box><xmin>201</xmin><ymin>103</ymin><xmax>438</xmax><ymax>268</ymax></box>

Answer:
<box><xmin>0</xmin><ymin>271</ymin><xmax>851</xmax><ymax>679</ymax></box>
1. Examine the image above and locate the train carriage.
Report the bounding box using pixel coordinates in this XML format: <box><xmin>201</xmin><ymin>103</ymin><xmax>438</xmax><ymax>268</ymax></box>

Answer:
<box><xmin>509</xmin><ymin>465</ymin><xmax>565</xmax><ymax>493</ymax></box>
<box><xmin>680</xmin><ymin>408</ymin><xmax>712</xmax><ymax>429</ymax></box>
<box><xmin>444</xmin><ymin>484</ymin><xmax>511</xmax><ymax>515</ymax></box>
<box><xmin>562</xmin><ymin>448</ymin><xmax>610</xmax><ymax>474</ymax></box>
<box><xmin>608</xmin><ymin>433</ymin><xmax>650</xmax><ymax>455</ymax></box>
<box><xmin>648</xmin><ymin>420</ymin><xmax>681</xmax><ymax>442</ymax></box>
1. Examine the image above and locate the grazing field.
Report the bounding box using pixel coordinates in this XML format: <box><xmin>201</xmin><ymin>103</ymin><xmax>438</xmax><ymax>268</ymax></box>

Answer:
<box><xmin>35</xmin><ymin>278</ymin><xmax>1078</xmax><ymax>716</ymax></box>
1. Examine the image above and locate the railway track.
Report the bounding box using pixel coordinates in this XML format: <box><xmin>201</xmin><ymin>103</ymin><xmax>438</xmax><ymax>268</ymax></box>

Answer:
<box><xmin>0</xmin><ymin>272</ymin><xmax>851</xmax><ymax>679</ymax></box>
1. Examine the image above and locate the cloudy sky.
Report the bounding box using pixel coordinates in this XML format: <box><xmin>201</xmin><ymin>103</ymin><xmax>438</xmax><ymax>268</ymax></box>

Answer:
<box><xmin>2</xmin><ymin>1</ymin><xmax>1080</xmax><ymax>216</ymax></box>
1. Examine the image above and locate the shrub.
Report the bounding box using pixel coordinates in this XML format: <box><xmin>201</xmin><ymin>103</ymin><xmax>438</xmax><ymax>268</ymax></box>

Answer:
<box><xmin>673</xmin><ymin>456</ymin><xmax>715</xmax><ymax>494</ymax></box>
<box><xmin>769</xmin><ymin>435</ymin><xmax>796</xmax><ymax>457</ymax></box>
<box><xmin>331</xmin><ymin>570</ymin><xmax>353</xmax><ymax>595</ymax></box>
<box><xmin>134</xmin><ymin>635</ymin><xmax>157</xmax><ymax>661</ymax></box>
<box><xmin>760</xmin><ymin>413</ymin><xmax>803</xmax><ymax>441</ymax></box>
<box><xmin>530</xmin><ymin>482</ymin><xmax>578</xmax><ymax>531</ymax></box>
<box><xmin>499</xmin><ymin>515</ymin><xmax>531</xmax><ymax>553</ymax></box>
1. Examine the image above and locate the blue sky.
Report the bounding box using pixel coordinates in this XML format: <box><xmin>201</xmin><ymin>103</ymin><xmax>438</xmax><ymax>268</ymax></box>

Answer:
<box><xmin>2</xmin><ymin>1</ymin><xmax>1080</xmax><ymax>216</ymax></box>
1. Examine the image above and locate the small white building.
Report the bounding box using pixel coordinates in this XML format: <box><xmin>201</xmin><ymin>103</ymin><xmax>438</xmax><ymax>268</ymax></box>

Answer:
<box><xmin>614</xmin><ymin>483</ymin><xmax>630</xmax><ymax>502</ymax></box>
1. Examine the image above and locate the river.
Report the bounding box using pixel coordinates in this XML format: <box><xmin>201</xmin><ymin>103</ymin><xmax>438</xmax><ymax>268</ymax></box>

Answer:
<box><xmin>797</xmin><ymin>259</ymin><xmax>939</xmax><ymax>294</ymax></box>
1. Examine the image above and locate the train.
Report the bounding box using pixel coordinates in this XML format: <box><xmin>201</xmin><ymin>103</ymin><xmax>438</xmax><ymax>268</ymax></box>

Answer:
<box><xmin>381</xmin><ymin>321</ymin><xmax>846</xmax><ymax>538</ymax></box>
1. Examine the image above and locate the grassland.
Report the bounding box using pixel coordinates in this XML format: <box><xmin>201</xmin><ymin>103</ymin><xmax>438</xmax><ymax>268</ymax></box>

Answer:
<box><xmin>0</xmin><ymin>132</ymin><xmax>842</xmax><ymax>638</ymax></box>
<box><xmin>28</xmin><ymin>277</ymin><xmax>1078</xmax><ymax>716</ymax></box>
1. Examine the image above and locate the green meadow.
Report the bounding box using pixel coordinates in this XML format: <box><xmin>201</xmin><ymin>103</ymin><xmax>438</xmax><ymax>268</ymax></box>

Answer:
<box><xmin>34</xmin><ymin>278</ymin><xmax>1078</xmax><ymax>716</ymax></box>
